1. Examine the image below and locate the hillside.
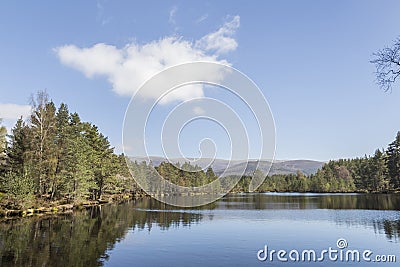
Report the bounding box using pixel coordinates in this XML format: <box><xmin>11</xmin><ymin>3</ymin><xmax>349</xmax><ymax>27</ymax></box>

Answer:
<box><xmin>129</xmin><ymin>157</ymin><xmax>324</xmax><ymax>176</ymax></box>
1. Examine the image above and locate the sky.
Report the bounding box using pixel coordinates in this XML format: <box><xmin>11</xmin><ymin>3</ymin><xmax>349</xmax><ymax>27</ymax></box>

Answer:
<box><xmin>1</xmin><ymin>0</ymin><xmax>400</xmax><ymax>161</ymax></box>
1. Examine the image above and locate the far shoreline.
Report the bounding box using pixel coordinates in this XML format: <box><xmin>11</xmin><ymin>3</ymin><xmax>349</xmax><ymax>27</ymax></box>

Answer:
<box><xmin>1</xmin><ymin>190</ymin><xmax>399</xmax><ymax>220</ymax></box>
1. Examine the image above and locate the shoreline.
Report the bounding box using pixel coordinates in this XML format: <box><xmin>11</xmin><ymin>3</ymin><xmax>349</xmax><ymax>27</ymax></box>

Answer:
<box><xmin>0</xmin><ymin>193</ymin><xmax>148</xmax><ymax>220</ymax></box>
<box><xmin>1</xmin><ymin>190</ymin><xmax>399</xmax><ymax>220</ymax></box>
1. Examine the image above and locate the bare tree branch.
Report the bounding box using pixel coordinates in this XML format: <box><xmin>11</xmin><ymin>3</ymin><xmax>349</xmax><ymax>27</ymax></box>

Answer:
<box><xmin>371</xmin><ymin>37</ymin><xmax>400</xmax><ymax>92</ymax></box>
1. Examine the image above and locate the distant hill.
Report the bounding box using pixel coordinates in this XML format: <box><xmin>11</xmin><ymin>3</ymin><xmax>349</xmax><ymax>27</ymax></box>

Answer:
<box><xmin>129</xmin><ymin>156</ymin><xmax>324</xmax><ymax>176</ymax></box>
<box><xmin>212</xmin><ymin>159</ymin><xmax>324</xmax><ymax>176</ymax></box>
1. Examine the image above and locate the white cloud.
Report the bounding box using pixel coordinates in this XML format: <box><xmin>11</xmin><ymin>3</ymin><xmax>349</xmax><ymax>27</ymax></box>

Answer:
<box><xmin>54</xmin><ymin>15</ymin><xmax>240</xmax><ymax>104</ymax></box>
<box><xmin>0</xmin><ymin>103</ymin><xmax>31</xmax><ymax>134</ymax></box>
<box><xmin>96</xmin><ymin>0</ymin><xmax>112</xmax><ymax>26</ymax></box>
<box><xmin>0</xmin><ymin>104</ymin><xmax>31</xmax><ymax>120</ymax></box>
<box><xmin>55</xmin><ymin>43</ymin><xmax>122</xmax><ymax>78</ymax></box>
<box><xmin>169</xmin><ymin>6</ymin><xmax>178</xmax><ymax>25</ymax></box>
<box><xmin>195</xmin><ymin>16</ymin><xmax>240</xmax><ymax>55</ymax></box>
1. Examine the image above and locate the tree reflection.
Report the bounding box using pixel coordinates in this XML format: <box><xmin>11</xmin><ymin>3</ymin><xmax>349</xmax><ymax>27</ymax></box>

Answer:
<box><xmin>0</xmin><ymin>198</ymin><xmax>205</xmax><ymax>267</ymax></box>
<box><xmin>0</xmin><ymin>194</ymin><xmax>398</xmax><ymax>266</ymax></box>
<box><xmin>222</xmin><ymin>193</ymin><xmax>400</xmax><ymax>210</ymax></box>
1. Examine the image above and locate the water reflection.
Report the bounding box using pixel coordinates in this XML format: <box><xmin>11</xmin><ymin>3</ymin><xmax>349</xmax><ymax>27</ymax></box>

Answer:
<box><xmin>223</xmin><ymin>193</ymin><xmax>400</xmax><ymax>210</ymax></box>
<box><xmin>0</xmin><ymin>194</ymin><xmax>398</xmax><ymax>266</ymax></box>
<box><xmin>0</xmin><ymin>199</ymin><xmax>204</xmax><ymax>267</ymax></box>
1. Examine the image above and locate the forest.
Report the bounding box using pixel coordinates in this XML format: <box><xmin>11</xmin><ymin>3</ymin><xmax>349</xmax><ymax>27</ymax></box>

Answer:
<box><xmin>0</xmin><ymin>91</ymin><xmax>139</xmax><ymax>210</ymax></box>
<box><xmin>137</xmin><ymin>132</ymin><xmax>400</xmax><ymax>194</ymax></box>
<box><xmin>0</xmin><ymin>92</ymin><xmax>400</xmax><ymax>214</ymax></box>
<box><xmin>234</xmin><ymin>133</ymin><xmax>400</xmax><ymax>193</ymax></box>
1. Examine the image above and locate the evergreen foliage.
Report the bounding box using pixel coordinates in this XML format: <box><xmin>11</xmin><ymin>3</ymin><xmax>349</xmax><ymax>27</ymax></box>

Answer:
<box><xmin>0</xmin><ymin>91</ymin><xmax>399</xmax><ymax>209</ymax></box>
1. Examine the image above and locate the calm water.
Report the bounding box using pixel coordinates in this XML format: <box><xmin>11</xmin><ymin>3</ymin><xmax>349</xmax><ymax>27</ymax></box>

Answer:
<box><xmin>0</xmin><ymin>193</ymin><xmax>399</xmax><ymax>266</ymax></box>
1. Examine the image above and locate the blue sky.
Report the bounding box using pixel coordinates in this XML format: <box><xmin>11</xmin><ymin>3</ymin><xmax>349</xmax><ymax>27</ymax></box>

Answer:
<box><xmin>1</xmin><ymin>0</ymin><xmax>400</xmax><ymax>161</ymax></box>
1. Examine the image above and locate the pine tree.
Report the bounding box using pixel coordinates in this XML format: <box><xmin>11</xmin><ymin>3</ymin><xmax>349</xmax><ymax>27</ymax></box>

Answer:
<box><xmin>206</xmin><ymin>167</ymin><xmax>217</xmax><ymax>183</ymax></box>
<box><xmin>82</xmin><ymin>123</ymin><xmax>114</xmax><ymax>200</ymax></box>
<box><xmin>386</xmin><ymin>132</ymin><xmax>400</xmax><ymax>190</ymax></box>
<box><xmin>6</xmin><ymin>118</ymin><xmax>29</xmax><ymax>176</ymax></box>
<box><xmin>369</xmin><ymin>149</ymin><xmax>389</xmax><ymax>192</ymax></box>
<box><xmin>2</xmin><ymin>118</ymin><xmax>35</xmax><ymax>206</ymax></box>
<box><xmin>62</xmin><ymin>113</ymin><xmax>95</xmax><ymax>200</ymax></box>
<box><xmin>52</xmin><ymin>103</ymin><xmax>70</xmax><ymax>199</ymax></box>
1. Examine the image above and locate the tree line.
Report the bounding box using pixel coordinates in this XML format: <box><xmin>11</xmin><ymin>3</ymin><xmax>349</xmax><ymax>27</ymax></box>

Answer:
<box><xmin>0</xmin><ymin>91</ymin><xmax>139</xmax><ymax>209</ymax></box>
<box><xmin>133</xmin><ymin>129</ymin><xmax>400</xmax><ymax>194</ymax></box>
<box><xmin>1</xmin><ymin>92</ymin><xmax>400</xmax><ymax>211</ymax></box>
<box><xmin>234</xmin><ymin>132</ymin><xmax>400</xmax><ymax>193</ymax></box>
<box><xmin>0</xmin><ymin>92</ymin><xmax>221</xmax><ymax>209</ymax></box>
